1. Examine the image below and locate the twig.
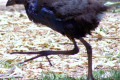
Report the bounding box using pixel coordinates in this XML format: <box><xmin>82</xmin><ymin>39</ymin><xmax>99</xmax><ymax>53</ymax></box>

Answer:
<box><xmin>86</xmin><ymin>37</ymin><xmax>120</xmax><ymax>40</ymax></box>
<box><xmin>0</xmin><ymin>66</ymin><xmax>16</xmax><ymax>77</ymax></box>
<box><xmin>0</xmin><ymin>75</ymin><xmax>23</xmax><ymax>79</ymax></box>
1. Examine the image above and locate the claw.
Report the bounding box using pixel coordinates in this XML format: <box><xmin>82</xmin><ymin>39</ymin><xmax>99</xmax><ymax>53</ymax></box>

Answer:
<box><xmin>46</xmin><ymin>56</ymin><xmax>52</xmax><ymax>66</ymax></box>
<box><xmin>18</xmin><ymin>54</ymin><xmax>42</xmax><ymax>64</ymax></box>
<box><xmin>12</xmin><ymin>52</ymin><xmax>53</xmax><ymax>66</ymax></box>
<box><xmin>11</xmin><ymin>52</ymin><xmax>36</xmax><ymax>54</ymax></box>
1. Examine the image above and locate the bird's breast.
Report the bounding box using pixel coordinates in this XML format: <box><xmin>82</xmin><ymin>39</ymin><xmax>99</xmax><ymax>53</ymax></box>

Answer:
<box><xmin>25</xmin><ymin>6</ymin><xmax>66</xmax><ymax>34</ymax></box>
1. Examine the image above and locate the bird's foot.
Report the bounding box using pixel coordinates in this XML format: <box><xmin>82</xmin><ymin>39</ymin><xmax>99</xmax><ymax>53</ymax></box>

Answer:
<box><xmin>10</xmin><ymin>51</ymin><xmax>53</xmax><ymax>66</ymax></box>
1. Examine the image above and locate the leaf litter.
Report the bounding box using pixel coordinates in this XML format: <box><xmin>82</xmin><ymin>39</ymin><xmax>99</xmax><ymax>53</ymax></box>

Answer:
<box><xmin>0</xmin><ymin>1</ymin><xmax>120</xmax><ymax>79</ymax></box>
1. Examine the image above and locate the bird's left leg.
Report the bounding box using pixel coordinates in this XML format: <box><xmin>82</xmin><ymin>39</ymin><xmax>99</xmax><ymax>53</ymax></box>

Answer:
<box><xmin>0</xmin><ymin>39</ymin><xmax>78</xmax><ymax>77</ymax></box>
<box><xmin>11</xmin><ymin>38</ymin><xmax>79</xmax><ymax>65</ymax></box>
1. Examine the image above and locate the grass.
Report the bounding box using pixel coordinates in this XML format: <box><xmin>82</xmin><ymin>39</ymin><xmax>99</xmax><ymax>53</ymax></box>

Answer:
<box><xmin>93</xmin><ymin>69</ymin><xmax>120</xmax><ymax>80</ymax></box>
<box><xmin>1</xmin><ymin>69</ymin><xmax>120</xmax><ymax>80</ymax></box>
<box><xmin>31</xmin><ymin>72</ymin><xmax>85</xmax><ymax>80</ymax></box>
<box><xmin>0</xmin><ymin>60</ymin><xmax>14</xmax><ymax>68</ymax></box>
<box><xmin>28</xmin><ymin>69</ymin><xmax>120</xmax><ymax>80</ymax></box>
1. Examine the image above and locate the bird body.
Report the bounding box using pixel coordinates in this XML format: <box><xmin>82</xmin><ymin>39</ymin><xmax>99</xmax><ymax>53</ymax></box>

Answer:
<box><xmin>6</xmin><ymin>0</ymin><xmax>109</xmax><ymax>79</ymax></box>
<box><xmin>25</xmin><ymin>0</ymin><xmax>108</xmax><ymax>38</ymax></box>
<box><xmin>7</xmin><ymin>0</ymin><xmax>108</xmax><ymax>38</ymax></box>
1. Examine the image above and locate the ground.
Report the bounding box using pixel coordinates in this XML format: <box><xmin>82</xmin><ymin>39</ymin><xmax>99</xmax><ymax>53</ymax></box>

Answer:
<box><xmin>0</xmin><ymin>0</ymin><xmax>120</xmax><ymax>79</ymax></box>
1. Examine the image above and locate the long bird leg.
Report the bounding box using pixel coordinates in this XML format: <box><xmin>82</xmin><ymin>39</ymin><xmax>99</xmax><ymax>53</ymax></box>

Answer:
<box><xmin>79</xmin><ymin>38</ymin><xmax>94</xmax><ymax>80</ymax></box>
<box><xmin>11</xmin><ymin>39</ymin><xmax>79</xmax><ymax>65</ymax></box>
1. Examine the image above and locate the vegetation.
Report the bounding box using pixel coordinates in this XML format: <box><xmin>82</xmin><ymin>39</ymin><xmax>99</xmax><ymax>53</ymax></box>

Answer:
<box><xmin>6</xmin><ymin>69</ymin><xmax>120</xmax><ymax>80</ymax></box>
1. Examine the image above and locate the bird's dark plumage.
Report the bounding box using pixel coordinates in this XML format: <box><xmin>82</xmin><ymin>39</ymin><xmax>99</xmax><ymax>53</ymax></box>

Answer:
<box><xmin>7</xmin><ymin>0</ymin><xmax>108</xmax><ymax>38</ymax></box>
<box><xmin>6</xmin><ymin>0</ymin><xmax>108</xmax><ymax>79</ymax></box>
<box><xmin>25</xmin><ymin>0</ymin><xmax>108</xmax><ymax>38</ymax></box>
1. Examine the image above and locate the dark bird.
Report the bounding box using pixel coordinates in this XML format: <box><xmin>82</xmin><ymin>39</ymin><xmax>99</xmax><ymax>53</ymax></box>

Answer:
<box><xmin>6</xmin><ymin>0</ymin><xmax>108</xmax><ymax>79</ymax></box>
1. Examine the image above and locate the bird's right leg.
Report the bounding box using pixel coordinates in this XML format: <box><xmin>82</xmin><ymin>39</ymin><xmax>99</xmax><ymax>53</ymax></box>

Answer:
<box><xmin>79</xmin><ymin>38</ymin><xmax>94</xmax><ymax>80</ymax></box>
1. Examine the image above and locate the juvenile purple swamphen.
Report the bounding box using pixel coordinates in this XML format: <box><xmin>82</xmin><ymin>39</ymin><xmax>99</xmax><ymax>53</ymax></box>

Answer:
<box><xmin>6</xmin><ymin>0</ymin><xmax>108</xmax><ymax>79</ymax></box>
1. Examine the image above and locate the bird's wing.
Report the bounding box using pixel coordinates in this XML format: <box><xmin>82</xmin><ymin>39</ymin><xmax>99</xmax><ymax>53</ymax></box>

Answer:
<box><xmin>33</xmin><ymin>0</ymin><xmax>85</xmax><ymax>20</ymax></box>
<box><xmin>27</xmin><ymin>0</ymin><xmax>108</xmax><ymax>21</ymax></box>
